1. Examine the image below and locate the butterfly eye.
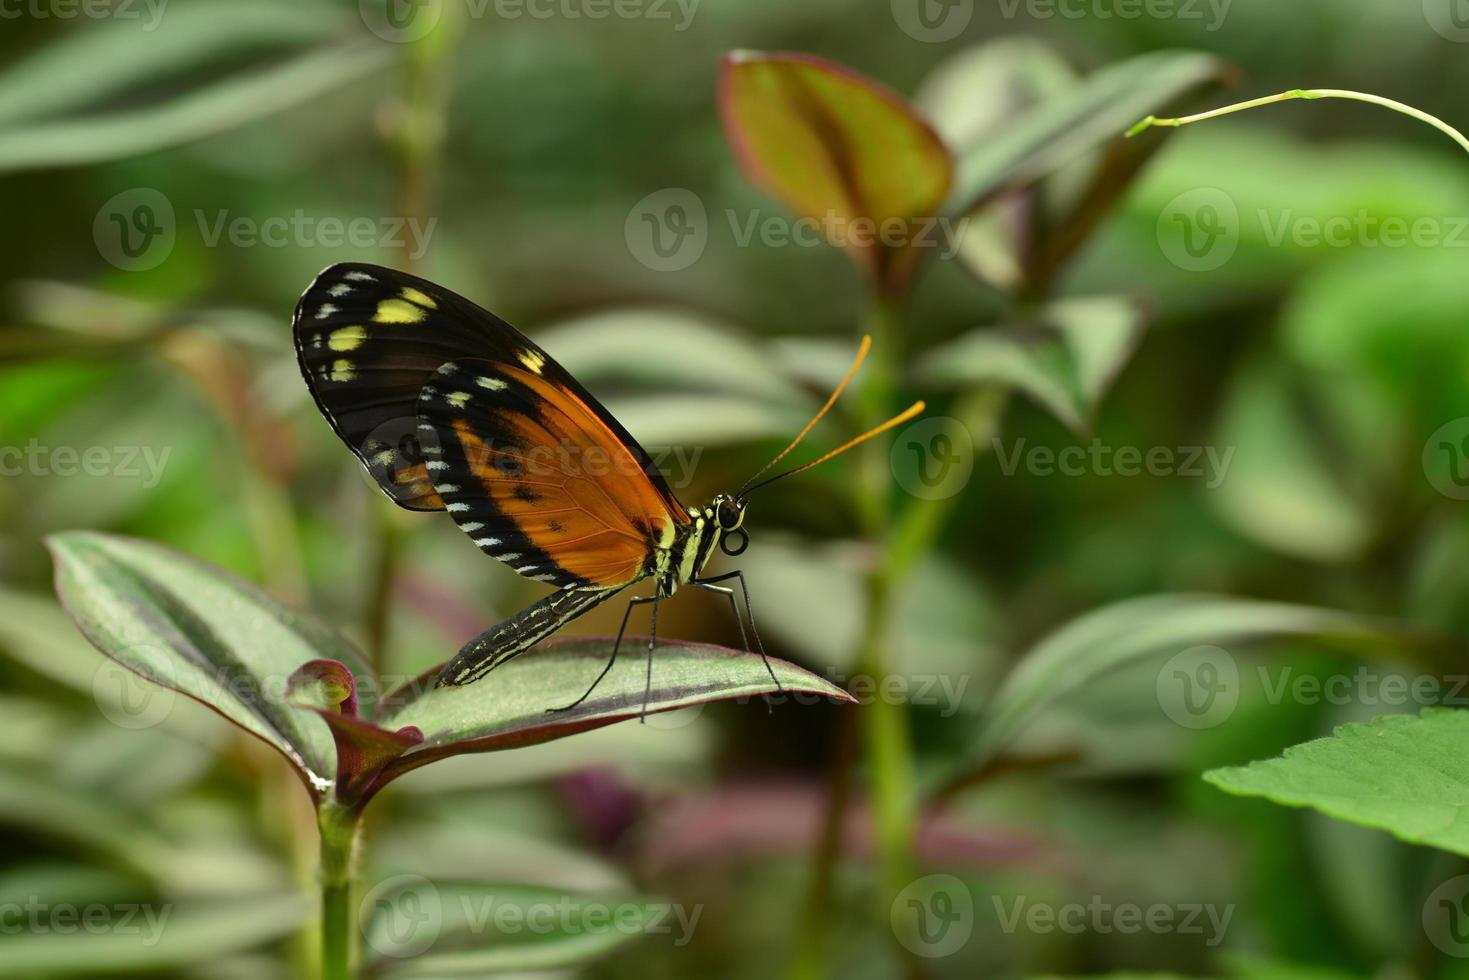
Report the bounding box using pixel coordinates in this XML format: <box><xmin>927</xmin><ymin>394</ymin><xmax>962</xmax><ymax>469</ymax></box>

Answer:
<box><xmin>719</xmin><ymin>527</ymin><xmax>748</xmax><ymax>557</ymax></box>
<box><xmin>716</xmin><ymin>497</ymin><xmax>745</xmax><ymax>531</ymax></box>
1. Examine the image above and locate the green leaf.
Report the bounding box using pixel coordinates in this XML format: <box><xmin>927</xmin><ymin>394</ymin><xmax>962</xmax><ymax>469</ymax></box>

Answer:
<box><xmin>719</xmin><ymin>50</ymin><xmax>953</xmax><ymax>292</ymax></box>
<box><xmin>1208</xmin><ymin>359</ymin><xmax>1376</xmax><ymax>563</ymax></box>
<box><xmin>0</xmin><ymin>2</ymin><xmax>346</xmax><ymax>130</ymax></box>
<box><xmin>534</xmin><ymin>311</ymin><xmax>818</xmax><ymax>446</ymax></box>
<box><xmin>46</xmin><ymin>531</ymin><xmax>375</xmax><ymax>795</ymax></box>
<box><xmin>0</xmin><ymin>40</ymin><xmax>394</xmax><ymax>172</ymax></box>
<box><xmin>377</xmin><ymin>636</ymin><xmax>853</xmax><ymax>780</ymax></box>
<box><xmin>593</xmin><ymin>392</ymin><xmax>816</xmax><ymax>448</ymax></box>
<box><xmin>1205</xmin><ymin>709</ymin><xmax>1469</xmax><ymax>855</ymax></box>
<box><xmin>967</xmin><ymin>594</ymin><xmax>1421</xmax><ymax>769</ymax></box>
<box><xmin>366</xmin><ymin>881</ymin><xmax>663</xmax><ymax>976</ymax></box>
<box><xmin>536</xmin><ymin>309</ymin><xmax>811</xmax><ymax>407</ymax></box>
<box><xmin>947</xmin><ymin>50</ymin><xmax>1228</xmax><ymax>216</ymax></box>
<box><xmin>0</xmin><ymin>891</ymin><xmax>309</xmax><ymax>975</ymax></box>
<box><xmin>736</xmin><ymin>534</ymin><xmax>998</xmax><ymax>693</ymax></box>
<box><xmin>915</xmin><ymin>37</ymin><xmax>1085</xmax><ymax>292</ymax></box>
<box><xmin>916</xmin><ymin>295</ymin><xmax>1148</xmax><ymax>436</ymax></box>
<box><xmin>0</xmin><ymin>768</ymin><xmax>287</xmax><ymax>897</ymax></box>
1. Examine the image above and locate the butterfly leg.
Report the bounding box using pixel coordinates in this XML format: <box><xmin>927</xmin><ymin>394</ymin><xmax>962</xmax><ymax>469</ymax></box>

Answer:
<box><xmin>693</xmin><ymin>569</ymin><xmax>782</xmax><ymax>694</ymax></box>
<box><xmin>692</xmin><ymin>579</ymin><xmax>773</xmax><ymax>715</ymax></box>
<box><xmin>546</xmin><ymin>594</ymin><xmax>656</xmax><ymax>713</ymax></box>
<box><xmin>639</xmin><ymin>595</ymin><xmax>661</xmax><ymax>724</ymax></box>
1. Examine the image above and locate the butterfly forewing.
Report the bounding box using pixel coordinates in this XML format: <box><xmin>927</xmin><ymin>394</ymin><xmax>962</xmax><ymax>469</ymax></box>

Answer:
<box><xmin>293</xmin><ymin>262</ymin><xmax>689</xmax><ymax>590</ymax></box>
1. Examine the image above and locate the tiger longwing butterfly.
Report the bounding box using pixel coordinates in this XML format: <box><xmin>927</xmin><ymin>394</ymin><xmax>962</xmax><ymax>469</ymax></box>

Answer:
<box><xmin>294</xmin><ymin>262</ymin><xmax>922</xmax><ymax>716</ymax></box>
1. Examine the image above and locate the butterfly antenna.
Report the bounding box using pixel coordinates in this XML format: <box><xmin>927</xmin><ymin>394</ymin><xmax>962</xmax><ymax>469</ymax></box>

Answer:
<box><xmin>737</xmin><ymin>400</ymin><xmax>926</xmax><ymax>499</ymax></box>
<box><xmin>736</xmin><ymin>335</ymin><xmax>872</xmax><ymax>499</ymax></box>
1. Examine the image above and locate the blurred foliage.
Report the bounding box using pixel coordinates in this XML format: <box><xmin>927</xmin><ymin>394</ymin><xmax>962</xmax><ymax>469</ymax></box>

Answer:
<box><xmin>4</xmin><ymin>0</ymin><xmax>1469</xmax><ymax>978</ymax></box>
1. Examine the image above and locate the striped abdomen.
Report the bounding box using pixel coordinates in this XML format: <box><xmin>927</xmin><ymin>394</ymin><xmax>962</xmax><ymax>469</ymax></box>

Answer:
<box><xmin>437</xmin><ymin>585</ymin><xmax>623</xmax><ymax>686</ymax></box>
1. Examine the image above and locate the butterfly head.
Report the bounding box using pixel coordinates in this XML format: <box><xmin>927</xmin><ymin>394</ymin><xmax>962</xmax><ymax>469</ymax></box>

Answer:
<box><xmin>714</xmin><ymin>493</ymin><xmax>746</xmax><ymax>532</ymax></box>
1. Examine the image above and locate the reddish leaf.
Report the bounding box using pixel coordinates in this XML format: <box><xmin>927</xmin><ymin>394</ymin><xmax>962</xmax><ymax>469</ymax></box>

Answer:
<box><xmin>719</xmin><ymin>51</ymin><xmax>953</xmax><ymax>294</ymax></box>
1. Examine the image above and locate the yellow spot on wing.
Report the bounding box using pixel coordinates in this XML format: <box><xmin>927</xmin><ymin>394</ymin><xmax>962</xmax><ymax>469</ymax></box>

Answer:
<box><xmin>328</xmin><ymin>326</ymin><xmax>367</xmax><ymax>351</ymax></box>
<box><xmin>447</xmin><ymin>391</ymin><xmax>471</xmax><ymax>408</ymax></box>
<box><xmin>375</xmin><ymin>299</ymin><xmax>426</xmax><ymax>324</ymax></box>
<box><xmin>330</xmin><ymin>359</ymin><xmax>355</xmax><ymax>382</ymax></box>
<box><xmin>400</xmin><ymin>287</ymin><xmax>437</xmax><ymax>309</ymax></box>
<box><xmin>517</xmin><ymin>349</ymin><xmax>545</xmax><ymax>374</ymax></box>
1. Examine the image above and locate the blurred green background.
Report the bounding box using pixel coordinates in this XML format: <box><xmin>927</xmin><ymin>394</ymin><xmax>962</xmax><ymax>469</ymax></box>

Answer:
<box><xmin>5</xmin><ymin>0</ymin><xmax>1469</xmax><ymax>977</ymax></box>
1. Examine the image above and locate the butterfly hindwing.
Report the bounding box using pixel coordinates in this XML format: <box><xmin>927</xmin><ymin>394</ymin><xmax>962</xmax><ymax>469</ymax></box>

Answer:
<box><xmin>294</xmin><ymin>262</ymin><xmax>690</xmax><ymax>589</ymax></box>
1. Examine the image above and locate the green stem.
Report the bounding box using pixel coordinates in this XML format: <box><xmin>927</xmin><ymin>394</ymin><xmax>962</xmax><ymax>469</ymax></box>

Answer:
<box><xmin>789</xmin><ymin>295</ymin><xmax>914</xmax><ymax>980</ymax></box>
<box><xmin>856</xmin><ymin>296</ymin><xmax>915</xmax><ymax>910</ymax></box>
<box><xmin>1127</xmin><ymin>88</ymin><xmax>1469</xmax><ymax>157</ymax></box>
<box><xmin>318</xmin><ymin>803</ymin><xmax>363</xmax><ymax>980</ymax></box>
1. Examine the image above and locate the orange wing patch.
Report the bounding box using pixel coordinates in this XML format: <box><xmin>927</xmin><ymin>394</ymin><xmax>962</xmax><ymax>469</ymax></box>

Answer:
<box><xmin>445</xmin><ymin>363</ymin><xmax>678</xmax><ymax>587</ymax></box>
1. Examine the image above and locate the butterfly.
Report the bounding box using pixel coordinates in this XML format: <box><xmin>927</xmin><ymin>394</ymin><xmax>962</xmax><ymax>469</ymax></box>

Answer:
<box><xmin>293</xmin><ymin>262</ymin><xmax>923</xmax><ymax>715</ymax></box>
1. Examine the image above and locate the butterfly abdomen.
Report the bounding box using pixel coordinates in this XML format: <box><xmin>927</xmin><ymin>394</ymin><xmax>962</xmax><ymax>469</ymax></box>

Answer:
<box><xmin>437</xmin><ymin>584</ymin><xmax>624</xmax><ymax>687</ymax></box>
